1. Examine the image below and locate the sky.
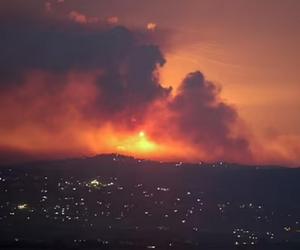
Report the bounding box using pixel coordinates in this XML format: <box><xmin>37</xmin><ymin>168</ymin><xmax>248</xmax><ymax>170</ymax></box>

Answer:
<box><xmin>0</xmin><ymin>0</ymin><xmax>299</xmax><ymax>166</ymax></box>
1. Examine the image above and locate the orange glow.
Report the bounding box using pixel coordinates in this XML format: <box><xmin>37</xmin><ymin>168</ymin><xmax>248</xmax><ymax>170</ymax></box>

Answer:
<box><xmin>0</xmin><ymin>2</ymin><xmax>299</xmax><ymax>167</ymax></box>
<box><xmin>0</xmin><ymin>71</ymin><xmax>191</xmax><ymax>162</ymax></box>
<box><xmin>147</xmin><ymin>22</ymin><xmax>157</xmax><ymax>31</ymax></box>
<box><xmin>0</xmin><ymin>70</ymin><xmax>298</xmax><ymax>166</ymax></box>
<box><xmin>139</xmin><ymin>131</ymin><xmax>145</xmax><ymax>137</ymax></box>
<box><xmin>96</xmin><ymin>129</ymin><xmax>159</xmax><ymax>156</ymax></box>
<box><xmin>82</xmin><ymin>124</ymin><xmax>197</xmax><ymax>162</ymax></box>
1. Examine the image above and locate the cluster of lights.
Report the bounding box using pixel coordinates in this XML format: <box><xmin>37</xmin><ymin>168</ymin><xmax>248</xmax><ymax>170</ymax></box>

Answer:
<box><xmin>0</xmin><ymin>167</ymin><xmax>299</xmax><ymax>248</ymax></box>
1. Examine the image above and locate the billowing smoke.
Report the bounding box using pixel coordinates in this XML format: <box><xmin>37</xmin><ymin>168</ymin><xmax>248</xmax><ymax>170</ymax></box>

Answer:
<box><xmin>0</xmin><ymin>7</ymin><xmax>252</xmax><ymax>164</ymax></box>
<box><xmin>167</xmin><ymin>71</ymin><xmax>251</xmax><ymax>162</ymax></box>
<box><xmin>0</xmin><ymin>16</ymin><xmax>171</xmax><ymax>123</ymax></box>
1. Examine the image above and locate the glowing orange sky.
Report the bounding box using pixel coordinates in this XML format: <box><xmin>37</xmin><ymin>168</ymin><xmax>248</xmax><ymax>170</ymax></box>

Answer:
<box><xmin>49</xmin><ymin>0</ymin><xmax>300</xmax><ymax>149</ymax></box>
<box><xmin>0</xmin><ymin>0</ymin><xmax>299</xmax><ymax>166</ymax></box>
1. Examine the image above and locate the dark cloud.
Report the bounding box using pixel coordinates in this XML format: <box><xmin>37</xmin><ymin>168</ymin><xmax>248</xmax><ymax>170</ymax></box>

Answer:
<box><xmin>0</xmin><ymin>8</ymin><xmax>251</xmax><ymax>163</ymax></box>
<box><xmin>0</xmin><ymin>15</ymin><xmax>171</xmax><ymax>125</ymax></box>
<box><xmin>168</xmin><ymin>71</ymin><xmax>251</xmax><ymax>162</ymax></box>
<box><xmin>0</xmin><ymin>25</ymin><xmax>133</xmax><ymax>80</ymax></box>
<box><xmin>95</xmin><ymin>44</ymin><xmax>171</xmax><ymax>117</ymax></box>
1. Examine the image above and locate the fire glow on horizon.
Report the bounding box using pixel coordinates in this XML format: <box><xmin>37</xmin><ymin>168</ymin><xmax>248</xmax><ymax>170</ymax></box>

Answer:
<box><xmin>83</xmin><ymin>124</ymin><xmax>197</xmax><ymax>162</ymax></box>
<box><xmin>0</xmin><ymin>1</ymin><xmax>299</xmax><ymax>167</ymax></box>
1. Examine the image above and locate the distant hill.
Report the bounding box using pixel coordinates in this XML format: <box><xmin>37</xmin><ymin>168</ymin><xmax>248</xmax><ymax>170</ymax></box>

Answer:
<box><xmin>0</xmin><ymin>153</ymin><xmax>299</xmax><ymax>250</ymax></box>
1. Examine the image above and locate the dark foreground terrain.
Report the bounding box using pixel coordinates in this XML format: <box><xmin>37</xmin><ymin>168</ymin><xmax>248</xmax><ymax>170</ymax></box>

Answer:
<box><xmin>0</xmin><ymin>154</ymin><xmax>299</xmax><ymax>249</ymax></box>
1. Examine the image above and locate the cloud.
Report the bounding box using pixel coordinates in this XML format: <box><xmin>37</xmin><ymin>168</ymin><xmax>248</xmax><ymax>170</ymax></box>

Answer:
<box><xmin>166</xmin><ymin>71</ymin><xmax>252</xmax><ymax>162</ymax></box>
<box><xmin>0</xmin><ymin>23</ymin><xmax>133</xmax><ymax>81</ymax></box>
<box><xmin>0</xmin><ymin>15</ymin><xmax>171</xmax><ymax>125</ymax></box>
<box><xmin>0</xmin><ymin>9</ymin><xmax>253</xmax><ymax>164</ymax></box>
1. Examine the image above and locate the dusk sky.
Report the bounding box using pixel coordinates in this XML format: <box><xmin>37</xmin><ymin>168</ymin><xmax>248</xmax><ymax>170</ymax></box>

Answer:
<box><xmin>0</xmin><ymin>0</ymin><xmax>299</xmax><ymax>166</ymax></box>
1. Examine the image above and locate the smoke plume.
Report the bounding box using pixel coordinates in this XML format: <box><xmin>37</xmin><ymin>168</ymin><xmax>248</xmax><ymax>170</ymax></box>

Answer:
<box><xmin>0</xmin><ymin>6</ymin><xmax>252</xmax><ymax>164</ymax></box>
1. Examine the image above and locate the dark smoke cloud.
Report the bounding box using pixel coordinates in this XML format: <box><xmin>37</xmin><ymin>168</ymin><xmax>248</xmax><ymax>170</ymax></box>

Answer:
<box><xmin>0</xmin><ymin>14</ymin><xmax>171</xmax><ymax>125</ymax></box>
<box><xmin>95</xmin><ymin>44</ymin><xmax>171</xmax><ymax>118</ymax></box>
<box><xmin>0</xmin><ymin>25</ymin><xmax>133</xmax><ymax>80</ymax></box>
<box><xmin>0</xmin><ymin>8</ymin><xmax>251</xmax><ymax>163</ymax></box>
<box><xmin>168</xmin><ymin>71</ymin><xmax>251</xmax><ymax>162</ymax></box>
